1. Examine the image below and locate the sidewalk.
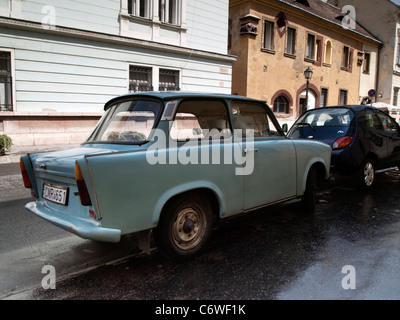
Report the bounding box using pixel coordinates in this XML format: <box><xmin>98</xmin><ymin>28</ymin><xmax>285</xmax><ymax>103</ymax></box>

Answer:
<box><xmin>0</xmin><ymin>144</ymin><xmax>80</xmax><ymax>164</ymax></box>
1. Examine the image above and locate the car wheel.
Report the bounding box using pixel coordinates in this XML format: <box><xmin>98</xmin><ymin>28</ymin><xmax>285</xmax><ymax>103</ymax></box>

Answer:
<box><xmin>154</xmin><ymin>193</ymin><xmax>214</xmax><ymax>261</ymax></box>
<box><xmin>301</xmin><ymin>167</ymin><xmax>317</xmax><ymax>212</ymax></box>
<box><xmin>356</xmin><ymin>158</ymin><xmax>375</xmax><ymax>190</ymax></box>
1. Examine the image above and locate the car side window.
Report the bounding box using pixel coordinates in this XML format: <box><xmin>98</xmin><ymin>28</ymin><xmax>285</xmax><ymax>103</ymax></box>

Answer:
<box><xmin>231</xmin><ymin>102</ymin><xmax>280</xmax><ymax>137</ymax></box>
<box><xmin>377</xmin><ymin>111</ymin><xmax>400</xmax><ymax>134</ymax></box>
<box><xmin>365</xmin><ymin>110</ymin><xmax>383</xmax><ymax>131</ymax></box>
<box><xmin>170</xmin><ymin>99</ymin><xmax>232</xmax><ymax>141</ymax></box>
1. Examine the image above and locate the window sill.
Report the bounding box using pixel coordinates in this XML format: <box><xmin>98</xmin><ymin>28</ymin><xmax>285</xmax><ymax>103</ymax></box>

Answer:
<box><xmin>284</xmin><ymin>53</ymin><xmax>296</xmax><ymax>59</ymax></box>
<box><xmin>120</xmin><ymin>13</ymin><xmax>186</xmax><ymax>32</ymax></box>
<box><xmin>304</xmin><ymin>57</ymin><xmax>315</xmax><ymax>63</ymax></box>
<box><xmin>322</xmin><ymin>63</ymin><xmax>331</xmax><ymax>67</ymax></box>
<box><xmin>261</xmin><ymin>48</ymin><xmax>276</xmax><ymax>55</ymax></box>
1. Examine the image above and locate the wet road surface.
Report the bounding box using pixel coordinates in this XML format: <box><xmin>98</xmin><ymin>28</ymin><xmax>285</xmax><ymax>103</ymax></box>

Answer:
<box><xmin>5</xmin><ymin>169</ymin><xmax>400</xmax><ymax>300</ymax></box>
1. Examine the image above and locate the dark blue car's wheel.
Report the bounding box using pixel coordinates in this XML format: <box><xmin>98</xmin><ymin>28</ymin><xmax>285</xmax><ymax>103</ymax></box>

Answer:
<box><xmin>356</xmin><ymin>158</ymin><xmax>375</xmax><ymax>190</ymax></box>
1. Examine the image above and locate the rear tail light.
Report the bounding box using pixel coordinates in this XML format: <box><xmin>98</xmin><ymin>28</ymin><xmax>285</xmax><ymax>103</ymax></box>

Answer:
<box><xmin>74</xmin><ymin>162</ymin><xmax>92</xmax><ymax>206</ymax></box>
<box><xmin>332</xmin><ymin>136</ymin><xmax>353</xmax><ymax>150</ymax></box>
<box><xmin>20</xmin><ymin>159</ymin><xmax>32</xmax><ymax>189</ymax></box>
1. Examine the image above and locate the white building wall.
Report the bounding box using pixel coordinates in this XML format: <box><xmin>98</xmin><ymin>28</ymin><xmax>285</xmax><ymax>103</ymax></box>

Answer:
<box><xmin>0</xmin><ymin>28</ymin><xmax>232</xmax><ymax>113</ymax></box>
<box><xmin>185</xmin><ymin>0</ymin><xmax>229</xmax><ymax>55</ymax></box>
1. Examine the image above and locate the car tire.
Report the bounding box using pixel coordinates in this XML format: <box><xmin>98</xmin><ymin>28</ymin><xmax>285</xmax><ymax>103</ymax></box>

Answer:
<box><xmin>356</xmin><ymin>158</ymin><xmax>375</xmax><ymax>190</ymax></box>
<box><xmin>301</xmin><ymin>167</ymin><xmax>317</xmax><ymax>213</ymax></box>
<box><xmin>154</xmin><ymin>193</ymin><xmax>215</xmax><ymax>261</ymax></box>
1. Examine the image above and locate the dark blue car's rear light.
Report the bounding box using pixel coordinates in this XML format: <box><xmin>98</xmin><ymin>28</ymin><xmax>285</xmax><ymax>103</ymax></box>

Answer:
<box><xmin>332</xmin><ymin>136</ymin><xmax>353</xmax><ymax>150</ymax></box>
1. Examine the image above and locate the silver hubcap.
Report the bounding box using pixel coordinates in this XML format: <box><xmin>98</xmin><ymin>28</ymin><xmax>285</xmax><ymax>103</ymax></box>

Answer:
<box><xmin>363</xmin><ymin>162</ymin><xmax>374</xmax><ymax>187</ymax></box>
<box><xmin>172</xmin><ymin>207</ymin><xmax>205</xmax><ymax>251</ymax></box>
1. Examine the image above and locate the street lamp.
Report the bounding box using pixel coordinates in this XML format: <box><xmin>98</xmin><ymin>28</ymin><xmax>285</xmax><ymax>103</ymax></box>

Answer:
<box><xmin>304</xmin><ymin>66</ymin><xmax>313</xmax><ymax>111</ymax></box>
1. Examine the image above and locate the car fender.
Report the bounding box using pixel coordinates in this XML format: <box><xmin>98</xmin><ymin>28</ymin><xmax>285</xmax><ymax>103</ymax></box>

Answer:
<box><xmin>292</xmin><ymin>140</ymin><xmax>331</xmax><ymax>195</ymax></box>
<box><xmin>151</xmin><ymin>180</ymin><xmax>226</xmax><ymax>226</ymax></box>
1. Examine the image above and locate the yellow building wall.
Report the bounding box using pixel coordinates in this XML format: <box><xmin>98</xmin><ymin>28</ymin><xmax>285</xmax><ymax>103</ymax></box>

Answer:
<box><xmin>230</xmin><ymin>1</ymin><xmax>377</xmax><ymax>122</ymax></box>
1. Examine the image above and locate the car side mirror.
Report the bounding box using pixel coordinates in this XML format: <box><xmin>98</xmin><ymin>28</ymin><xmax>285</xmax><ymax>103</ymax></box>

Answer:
<box><xmin>282</xmin><ymin>123</ymin><xmax>288</xmax><ymax>133</ymax></box>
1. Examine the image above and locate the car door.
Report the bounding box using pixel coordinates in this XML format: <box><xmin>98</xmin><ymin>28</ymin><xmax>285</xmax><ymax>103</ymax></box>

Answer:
<box><xmin>376</xmin><ymin>110</ymin><xmax>400</xmax><ymax>168</ymax></box>
<box><xmin>231</xmin><ymin>101</ymin><xmax>297</xmax><ymax>211</ymax></box>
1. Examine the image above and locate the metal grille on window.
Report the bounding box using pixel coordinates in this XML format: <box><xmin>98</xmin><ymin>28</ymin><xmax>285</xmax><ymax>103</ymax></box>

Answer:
<box><xmin>129</xmin><ymin>66</ymin><xmax>153</xmax><ymax>92</ymax></box>
<box><xmin>0</xmin><ymin>52</ymin><xmax>12</xmax><ymax>112</ymax></box>
<box><xmin>159</xmin><ymin>69</ymin><xmax>180</xmax><ymax>91</ymax></box>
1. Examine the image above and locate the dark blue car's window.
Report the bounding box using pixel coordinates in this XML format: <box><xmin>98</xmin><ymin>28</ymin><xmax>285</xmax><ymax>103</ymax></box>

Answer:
<box><xmin>296</xmin><ymin>108</ymin><xmax>354</xmax><ymax>128</ymax></box>
<box><xmin>87</xmin><ymin>99</ymin><xmax>162</xmax><ymax>144</ymax></box>
<box><xmin>288</xmin><ymin>108</ymin><xmax>355</xmax><ymax>141</ymax></box>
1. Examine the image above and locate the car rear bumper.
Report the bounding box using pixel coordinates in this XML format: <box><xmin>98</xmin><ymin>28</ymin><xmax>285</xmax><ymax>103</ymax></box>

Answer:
<box><xmin>25</xmin><ymin>202</ymin><xmax>121</xmax><ymax>243</ymax></box>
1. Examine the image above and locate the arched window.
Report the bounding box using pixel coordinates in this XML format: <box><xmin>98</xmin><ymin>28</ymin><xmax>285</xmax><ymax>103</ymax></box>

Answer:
<box><xmin>273</xmin><ymin>95</ymin><xmax>289</xmax><ymax>114</ymax></box>
<box><xmin>324</xmin><ymin>40</ymin><xmax>332</xmax><ymax>65</ymax></box>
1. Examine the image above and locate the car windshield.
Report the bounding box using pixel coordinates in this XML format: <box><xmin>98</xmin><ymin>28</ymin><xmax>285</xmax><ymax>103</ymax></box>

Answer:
<box><xmin>86</xmin><ymin>99</ymin><xmax>162</xmax><ymax>144</ymax></box>
<box><xmin>294</xmin><ymin>108</ymin><xmax>355</xmax><ymax>128</ymax></box>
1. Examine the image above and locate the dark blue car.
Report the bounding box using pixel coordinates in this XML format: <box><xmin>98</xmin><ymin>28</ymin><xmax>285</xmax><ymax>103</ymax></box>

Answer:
<box><xmin>286</xmin><ymin>105</ymin><xmax>400</xmax><ymax>189</ymax></box>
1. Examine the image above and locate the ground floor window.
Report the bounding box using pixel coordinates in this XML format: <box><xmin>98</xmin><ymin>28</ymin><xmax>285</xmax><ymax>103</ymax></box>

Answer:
<box><xmin>273</xmin><ymin>95</ymin><xmax>289</xmax><ymax>114</ymax></box>
<box><xmin>0</xmin><ymin>51</ymin><xmax>12</xmax><ymax>111</ymax></box>
<box><xmin>129</xmin><ymin>66</ymin><xmax>153</xmax><ymax>92</ymax></box>
<box><xmin>129</xmin><ymin>65</ymin><xmax>180</xmax><ymax>93</ymax></box>
<box><xmin>339</xmin><ymin>89</ymin><xmax>348</xmax><ymax>105</ymax></box>
<box><xmin>159</xmin><ymin>69</ymin><xmax>180</xmax><ymax>91</ymax></box>
<box><xmin>320</xmin><ymin>88</ymin><xmax>328</xmax><ymax>107</ymax></box>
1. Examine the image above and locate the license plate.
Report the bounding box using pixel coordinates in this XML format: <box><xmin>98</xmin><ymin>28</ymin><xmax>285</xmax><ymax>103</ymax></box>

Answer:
<box><xmin>42</xmin><ymin>183</ymin><xmax>68</xmax><ymax>205</ymax></box>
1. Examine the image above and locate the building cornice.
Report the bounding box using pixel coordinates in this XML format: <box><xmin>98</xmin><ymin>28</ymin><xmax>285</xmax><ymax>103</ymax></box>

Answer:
<box><xmin>230</xmin><ymin>0</ymin><xmax>382</xmax><ymax>46</ymax></box>
<box><xmin>0</xmin><ymin>16</ymin><xmax>237</xmax><ymax>63</ymax></box>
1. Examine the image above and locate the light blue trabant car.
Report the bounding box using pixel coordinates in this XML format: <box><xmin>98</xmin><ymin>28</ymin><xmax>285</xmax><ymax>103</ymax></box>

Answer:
<box><xmin>20</xmin><ymin>92</ymin><xmax>331</xmax><ymax>261</ymax></box>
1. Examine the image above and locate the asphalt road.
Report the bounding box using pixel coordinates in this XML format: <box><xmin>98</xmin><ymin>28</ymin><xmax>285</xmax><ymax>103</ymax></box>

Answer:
<box><xmin>1</xmin><ymin>163</ymin><xmax>400</xmax><ymax>302</ymax></box>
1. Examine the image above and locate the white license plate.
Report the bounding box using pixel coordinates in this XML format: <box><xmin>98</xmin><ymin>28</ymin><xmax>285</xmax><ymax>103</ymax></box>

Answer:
<box><xmin>42</xmin><ymin>184</ymin><xmax>68</xmax><ymax>205</ymax></box>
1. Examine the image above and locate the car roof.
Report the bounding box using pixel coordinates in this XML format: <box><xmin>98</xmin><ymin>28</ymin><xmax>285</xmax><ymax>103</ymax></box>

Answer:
<box><xmin>304</xmin><ymin>105</ymin><xmax>382</xmax><ymax>114</ymax></box>
<box><xmin>104</xmin><ymin>91</ymin><xmax>265</xmax><ymax>110</ymax></box>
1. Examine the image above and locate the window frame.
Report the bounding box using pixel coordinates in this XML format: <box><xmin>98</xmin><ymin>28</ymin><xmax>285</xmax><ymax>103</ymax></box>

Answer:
<box><xmin>170</xmin><ymin>99</ymin><xmax>233</xmax><ymax>142</ymax></box>
<box><xmin>323</xmin><ymin>40</ymin><xmax>332</xmax><ymax>66</ymax></box>
<box><xmin>0</xmin><ymin>49</ymin><xmax>15</xmax><ymax>112</ymax></box>
<box><xmin>305</xmin><ymin>32</ymin><xmax>316</xmax><ymax>62</ymax></box>
<box><xmin>285</xmin><ymin>26</ymin><xmax>297</xmax><ymax>57</ymax></box>
<box><xmin>341</xmin><ymin>45</ymin><xmax>353</xmax><ymax>72</ymax></box>
<box><xmin>262</xmin><ymin>19</ymin><xmax>275</xmax><ymax>53</ymax></box>
<box><xmin>363</xmin><ymin>52</ymin><xmax>371</xmax><ymax>74</ymax></box>
<box><xmin>159</xmin><ymin>0</ymin><xmax>180</xmax><ymax>26</ymax></box>
<box><xmin>320</xmin><ymin>88</ymin><xmax>328</xmax><ymax>108</ymax></box>
<box><xmin>397</xmin><ymin>28</ymin><xmax>400</xmax><ymax>67</ymax></box>
<box><xmin>128</xmin><ymin>64</ymin><xmax>181</xmax><ymax>92</ymax></box>
<box><xmin>128</xmin><ymin>0</ymin><xmax>152</xmax><ymax>19</ymax></box>
<box><xmin>273</xmin><ymin>95</ymin><xmax>290</xmax><ymax>114</ymax></box>
<box><xmin>339</xmin><ymin>89</ymin><xmax>348</xmax><ymax>106</ymax></box>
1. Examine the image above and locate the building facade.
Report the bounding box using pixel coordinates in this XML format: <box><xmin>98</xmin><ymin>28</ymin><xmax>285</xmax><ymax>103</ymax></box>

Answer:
<box><xmin>0</xmin><ymin>0</ymin><xmax>234</xmax><ymax>147</ymax></box>
<box><xmin>328</xmin><ymin>0</ymin><xmax>400</xmax><ymax>108</ymax></box>
<box><xmin>229</xmin><ymin>0</ymin><xmax>381</xmax><ymax>124</ymax></box>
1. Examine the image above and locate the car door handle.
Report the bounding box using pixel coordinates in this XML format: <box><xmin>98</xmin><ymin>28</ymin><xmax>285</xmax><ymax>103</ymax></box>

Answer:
<box><xmin>244</xmin><ymin>148</ymin><xmax>259</xmax><ymax>153</ymax></box>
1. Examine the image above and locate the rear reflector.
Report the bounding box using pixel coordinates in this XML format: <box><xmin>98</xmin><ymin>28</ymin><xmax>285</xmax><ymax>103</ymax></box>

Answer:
<box><xmin>20</xmin><ymin>159</ymin><xmax>32</xmax><ymax>189</ymax></box>
<box><xmin>74</xmin><ymin>163</ymin><xmax>92</xmax><ymax>206</ymax></box>
<box><xmin>332</xmin><ymin>136</ymin><xmax>354</xmax><ymax>150</ymax></box>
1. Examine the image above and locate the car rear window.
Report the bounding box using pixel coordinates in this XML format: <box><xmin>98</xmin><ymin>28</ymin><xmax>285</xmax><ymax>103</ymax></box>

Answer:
<box><xmin>86</xmin><ymin>98</ymin><xmax>162</xmax><ymax>144</ymax></box>
<box><xmin>296</xmin><ymin>108</ymin><xmax>355</xmax><ymax>127</ymax></box>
